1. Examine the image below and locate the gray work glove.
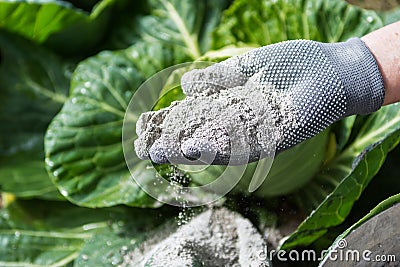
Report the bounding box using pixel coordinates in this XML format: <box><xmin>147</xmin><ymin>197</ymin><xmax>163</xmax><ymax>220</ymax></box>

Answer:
<box><xmin>135</xmin><ymin>38</ymin><xmax>385</xmax><ymax>165</ymax></box>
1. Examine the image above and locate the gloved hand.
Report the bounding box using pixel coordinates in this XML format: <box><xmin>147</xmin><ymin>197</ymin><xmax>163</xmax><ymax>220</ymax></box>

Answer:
<box><xmin>135</xmin><ymin>38</ymin><xmax>385</xmax><ymax>165</ymax></box>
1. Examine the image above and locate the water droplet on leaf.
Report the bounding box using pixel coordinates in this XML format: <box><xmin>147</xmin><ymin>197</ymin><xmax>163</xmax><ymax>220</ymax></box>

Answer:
<box><xmin>45</xmin><ymin>158</ymin><xmax>54</xmax><ymax>167</ymax></box>
<box><xmin>60</xmin><ymin>189</ymin><xmax>69</xmax><ymax>197</ymax></box>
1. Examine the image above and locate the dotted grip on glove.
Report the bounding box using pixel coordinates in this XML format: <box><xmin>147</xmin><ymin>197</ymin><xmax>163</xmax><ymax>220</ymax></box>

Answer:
<box><xmin>229</xmin><ymin>38</ymin><xmax>385</xmax><ymax>151</ymax></box>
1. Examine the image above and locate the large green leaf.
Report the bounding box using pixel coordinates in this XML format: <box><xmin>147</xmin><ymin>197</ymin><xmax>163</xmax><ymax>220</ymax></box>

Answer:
<box><xmin>0</xmin><ymin>200</ymin><xmax>109</xmax><ymax>267</ymax></box>
<box><xmin>213</xmin><ymin>0</ymin><xmax>382</xmax><ymax>48</ymax></box>
<box><xmin>0</xmin><ymin>30</ymin><xmax>70</xmax><ymax>200</ymax></box>
<box><xmin>44</xmin><ymin>41</ymin><xmax>189</xmax><ymax>207</ymax></box>
<box><xmin>44</xmin><ymin>0</ymin><xmax>230</xmax><ymax>208</ymax></box>
<box><xmin>0</xmin><ymin>199</ymin><xmax>170</xmax><ymax>267</ymax></box>
<box><xmin>0</xmin><ymin>0</ymin><xmax>116</xmax><ymax>55</ymax></box>
<box><xmin>281</xmin><ymin>104</ymin><xmax>400</xmax><ymax>249</ymax></box>
<box><xmin>106</xmin><ymin>0</ymin><xmax>229</xmax><ymax>58</ymax></box>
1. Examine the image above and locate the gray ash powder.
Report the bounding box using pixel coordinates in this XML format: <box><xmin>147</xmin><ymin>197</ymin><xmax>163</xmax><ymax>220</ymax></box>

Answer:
<box><xmin>120</xmin><ymin>208</ymin><xmax>270</xmax><ymax>266</ymax></box>
<box><xmin>134</xmin><ymin>71</ymin><xmax>297</xmax><ymax>165</ymax></box>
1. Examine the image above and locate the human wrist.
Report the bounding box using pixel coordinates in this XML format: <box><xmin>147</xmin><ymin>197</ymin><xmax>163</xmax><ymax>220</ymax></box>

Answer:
<box><xmin>361</xmin><ymin>21</ymin><xmax>400</xmax><ymax>106</ymax></box>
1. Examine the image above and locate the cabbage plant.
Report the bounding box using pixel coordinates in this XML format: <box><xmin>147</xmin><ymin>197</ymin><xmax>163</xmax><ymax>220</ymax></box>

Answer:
<box><xmin>0</xmin><ymin>0</ymin><xmax>399</xmax><ymax>266</ymax></box>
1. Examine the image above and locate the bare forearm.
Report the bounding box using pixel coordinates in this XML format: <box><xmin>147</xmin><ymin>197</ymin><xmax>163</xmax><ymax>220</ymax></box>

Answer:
<box><xmin>362</xmin><ymin>21</ymin><xmax>400</xmax><ymax>105</ymax></box>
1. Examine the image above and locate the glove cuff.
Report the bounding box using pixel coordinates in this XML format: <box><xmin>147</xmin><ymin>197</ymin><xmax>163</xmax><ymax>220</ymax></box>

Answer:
<box><xmin>319</xmin><ymin>38</ymin><xmax>385</xmax><ymax>116</ymax></box>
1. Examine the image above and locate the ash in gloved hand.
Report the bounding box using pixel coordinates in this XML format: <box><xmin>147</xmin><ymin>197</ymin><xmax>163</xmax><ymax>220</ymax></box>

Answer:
<box><xmin>135</xmin><ymin>70</ymin><xmax>297</xmax><ymax>165</ymax></box>
<box><xmin>135</xmin><ymin>38</ymin><xmax>385</xmax><ymax>165</ymax></box>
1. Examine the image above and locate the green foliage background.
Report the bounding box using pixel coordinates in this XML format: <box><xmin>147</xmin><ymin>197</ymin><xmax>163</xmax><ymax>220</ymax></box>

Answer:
<box><xmin>0</xmin><ymin>0</ymin><xmax>399</xmax><ymax>265</ymax></box>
